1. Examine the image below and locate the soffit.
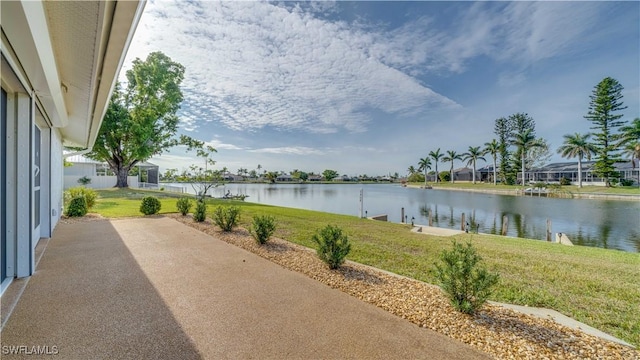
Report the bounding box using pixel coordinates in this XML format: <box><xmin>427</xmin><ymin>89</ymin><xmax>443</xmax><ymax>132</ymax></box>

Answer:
<box><xmin>44</xmin><ymin>0</ymin><xmax>102</xmax><ymax>147</ymax></box>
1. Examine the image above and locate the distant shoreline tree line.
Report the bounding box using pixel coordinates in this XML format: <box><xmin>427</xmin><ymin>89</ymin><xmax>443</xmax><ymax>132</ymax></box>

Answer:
<box><xmin>408</xmin><ymin>77</ymin><xmax>639</xmax><ymax>188</ymax></box>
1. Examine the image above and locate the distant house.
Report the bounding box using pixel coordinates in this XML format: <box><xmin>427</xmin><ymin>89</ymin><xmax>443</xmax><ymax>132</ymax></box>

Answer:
<box><xmin>524</xmin><ymin>161</ymin><xmax>638</xmax><ymax>186</ymax></box>
<box><xmin>64</xmin><ymin>155</ymin><xmax>158</xmax><ymax>189</ymax></box>
<box><xmin>334</xmin><ymin>174</ymin><xmax>354</xmax><ymax>182</ymax></box>
<box><xmin>222</xmin><ymin>172</ymin><xmax>244</xmax><ymax>182</ymax></box>
<box><xmin>452</xmin><ymin>167</ymin><xmax>475</xmax><ymax>182</ymax></box>
<box><xmin>477</xmin><ymin>165</ymin><xmax>496</xmax><ymax>183</ymax></box>
<box><xmin>308</xmin><ymin>174</ymin><xmax>323</xmax><ymax>182</ymax></box>
<box><xmin>276</xmin><ymin>174</ymin><xmax>294</xmax><ymax>182</ymax></box>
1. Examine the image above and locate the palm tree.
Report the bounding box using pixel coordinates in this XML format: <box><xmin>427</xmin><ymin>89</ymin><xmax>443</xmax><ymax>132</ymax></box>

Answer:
<box><xmin>483</xmin><ymin>139</ymin><xmax>499</xmax><ymax>185</ymax></box>
<box><xmin>442</xmin><ymin>150</ymin><xmax>461</xmax><ymax>183</ymax></box>
<box><xmin>462</xmin><ymin>146</ymin><xmax>486</xmax><ymax>184</ymax></box>
<box><xmin>407</xmin><ymin>165</ymin><xmax>417</xmax><ymax>177</ymax></box>
<box><xmin>557</xmin><ymin>133</ymin><xmax>596</xmax><ymax>188</ymax></box>
<box><xmin>618</xmin><ymin>118</ymin><xmax>640</xmax><ymax>176</ymax></box>
<box><xmin>418</xmin><ymin>157</ymin><xmax>432</xmax><ymax>188</ymax></box>
<box><xmin>511</xmin><ymin>129</ymin><xmax>542</xmax><ymax>186</ymax></box>
<box><xmin>429</xmin><ymin>148</ymin><xmax>444</xmax><ymax>183</ymax></box>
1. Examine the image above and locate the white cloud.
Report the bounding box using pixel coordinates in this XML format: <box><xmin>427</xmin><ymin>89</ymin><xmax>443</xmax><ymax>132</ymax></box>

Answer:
<box><xmin>248</xmin><ymin>146</ymin><xmax>325</xmax><ymax>155</ymax></box>
<box><xmin>123</xmin><ymin>1</ymin><xmax>459</xmax><ymax>135</ymax></box>
<box><xmin>204</xmin><ymin>139</ymin><xmax>244</xmax><ymax>150</ymax></box>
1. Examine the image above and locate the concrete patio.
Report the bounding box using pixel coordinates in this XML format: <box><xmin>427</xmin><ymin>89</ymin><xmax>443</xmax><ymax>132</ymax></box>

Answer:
<box><xmin>0</xmin><ymin>217</ymin><xmax>488</xmax><ymax>359</ymax></box>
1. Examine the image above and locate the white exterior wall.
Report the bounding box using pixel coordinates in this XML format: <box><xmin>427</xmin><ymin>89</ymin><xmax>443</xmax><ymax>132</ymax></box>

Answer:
<box><xmin>64</xmin><ymin>163</ymin><xmax>97</xmax><ymax>177</ymax></box>
<box><xmin>50</xmin><ymin>128</ymin><xmax>63</xmax><ymax>230</ymax></box>
<box><xmin>64</xmin><ymin>176</ymin><xmax>139</xmax><ymax>190</ymax></box>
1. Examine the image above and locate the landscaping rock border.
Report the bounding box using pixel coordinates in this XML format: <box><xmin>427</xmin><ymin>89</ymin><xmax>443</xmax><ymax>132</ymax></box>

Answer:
<box><xmin>175</xmin><ymin>214</ymin><xmax>639</xmax><ymax>359</ymax></box>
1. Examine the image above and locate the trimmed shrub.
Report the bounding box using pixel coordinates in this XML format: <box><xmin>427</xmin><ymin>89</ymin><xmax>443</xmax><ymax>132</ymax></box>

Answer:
<box><xmin>176</xmin><ymin>197</ymin><xmax>193</xmax><ymax>216</ymax></box>
<box><xmin>65</xmin><ymin>196</ymin><xmax>88</xmax><ymax>217</ymax></box>
<box><xmin>438</xmin><ymin>171</ymin><xmax>450</xmax><ymax>183</ymax></box>
<box><xmin>212</xmin><ymin>205</ymin><xmax>241</xmax><ymax>231</ymax></box>
<box><xmin>434</xmin><ymin>241</ymin><xmax>499</xmax><ymax>314</ymax></box>
<box><xmin>312</xmin><ymin>225</ymin><xmax>351</xmax><ymax>270</ymax></box>
<box><xmin>77</xmin><ymin>176</ymin><xmax>92</xmax><ymax>185</ymax></box>
<box><xmin>250</xmin><ymin>215</ymin><xmax>277</xmax><ymax>244</ymax></box>
<box><xmin>139</xmin><ymin>196</ymin><xmax>161</xmax><ymax>215</ymax></box>
<box><xmin>559</xmin><ymin>177</ymin><xmax>571</xmax><ymax>186</ymax></box>
<box><xmin>193</xmin><ymin>200</ymin><xmax>207</xmax><ymax>222</ymax></box>
<box><xmin>65</xmin><ymin>186</ymin><xmax>98</xmax><ymax>209</ymax></box>
<box><xmin>620</xmin><ymin>178</ymin><xmax>634</xmax><ymax>187</ymax></box>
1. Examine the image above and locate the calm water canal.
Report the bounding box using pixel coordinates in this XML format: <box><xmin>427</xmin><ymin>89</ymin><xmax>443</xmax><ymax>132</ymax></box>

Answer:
<box><xmin>170</xmin><ymin>183</ymin><xmax>639</xmax><ymax>253</ymax></box>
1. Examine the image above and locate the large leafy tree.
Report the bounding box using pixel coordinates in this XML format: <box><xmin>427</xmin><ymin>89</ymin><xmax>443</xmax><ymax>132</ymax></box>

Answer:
<box><xmin>429</xmin><ymin>148</ymin><xmax>444</xmax><ymax>183</ymax></box>
<box><xmin>483</xmin><ymin>139</ymin><xmax>499</xmax><ymax>185</ymax></box>
<box><xmin>584</xmin><ymin>77</ymin><xmax>627</xmax><ymax>186</ymax></box>
<box><xmin>418</xmin><ymin>157</ymin><xmax>432</xmax><ymax>187</ymax></box>
<box><xmin>443</xmin><ymin>150</ymin><xmax>461</xmax><ymax>183</ymax></box>
<box><xmin>557</xmin><ymin>133</ymin><xmax>596</xmax><ymax>188</ymax></box>
<box><xmin>322</xmin><ymin>169</ymin><xmax>339</xmax><ymax>181</ymax></box>
<box><xmin>462</xmin><ymin>146</ymin><xmax>485</xmax><ymax>184</ymax></box>
<box><xmin>87</xmin><ymin>52</ymin><xmax>199</xmax><ymax>187</ymax></box>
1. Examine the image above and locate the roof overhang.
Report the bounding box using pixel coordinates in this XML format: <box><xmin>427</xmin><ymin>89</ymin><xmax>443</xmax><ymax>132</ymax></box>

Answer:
<box><xmin>1</xmin><ymin>0</ymin><xmax>145</xmax><ymax>148</ymax></box>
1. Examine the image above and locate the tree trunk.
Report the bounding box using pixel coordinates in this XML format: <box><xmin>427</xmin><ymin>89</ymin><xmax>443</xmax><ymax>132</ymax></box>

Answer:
<box><xmin>435</xmin><ymin>164</ymin><xmax>438</xmax><ymax>183</ymax></box>
<box><xmin>578</xmin><ymin>157</ymin><xmax>582</xmax><ymax>188</ymax></box>
<box><xmin>450</xmin><ymin>164</ymin><xmax>454</xmax><ymax>183</ymax></box>
<box><xmin>115</xmin><ymin>166</ymin><xmax>129</xmax><ymax>188</ymax></box>
<box><xmin>493</xmin><ymin>158</ymin><xmax>497</xmax><ymax>186</ymax></box>
<box><xmin>521</xmin><ymin>153</ymin><xmax>526</xmax><ymax>187</ymax></box>
<box><xmin>472</xmin><ymin>160</ymin><xmax>476</xmax><ymax>184</ymax></box>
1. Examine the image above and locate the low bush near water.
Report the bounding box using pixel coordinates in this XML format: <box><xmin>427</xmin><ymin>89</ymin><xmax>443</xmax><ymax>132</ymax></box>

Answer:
<box><xmin>176</xmin><ymin>197</ymin><xmax>193</xmax><ymax>216</ymax></box>
<box><xmin>139</xmin><ymin>196</ymin><xmax>161</xmax><ymax>215</ymax></box>
<box><xmin>434</xmin><ymin>240</ymin><xmax>499</xmax><ymax>314</ymax></box>
<box><xmin>250</xmin><ymin>215</ymin><xmax>277</xmax><ymax>244</ymax></box>
<box><xmin>65</xmin><ymin>196</ymin><xmax>88</xmax><ymax>217</ymax></box>
<box><xmin>312</xmin><ymin>225</ymin><xmax>351</xmax><ymax>269</ymax></box>
<box><xmin>193</xmin><ymin>201</ymin><xmax>207</xmax><ymax>222</ymax></box>
<box><xmin>213</xmin><ymin>205</ymin><xmax>241</xmax><ymax>231</ymax></box>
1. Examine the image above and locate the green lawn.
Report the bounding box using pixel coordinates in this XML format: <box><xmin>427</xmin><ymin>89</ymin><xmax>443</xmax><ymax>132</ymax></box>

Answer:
<box><xmin>92</xmin><ymin>188</ymin><xmax>640</xmax><ymax>346</ymax></box>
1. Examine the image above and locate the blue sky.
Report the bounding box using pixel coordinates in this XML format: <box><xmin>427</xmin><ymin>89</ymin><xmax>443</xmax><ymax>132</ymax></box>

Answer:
<box><xmin>121</xmin><ymin>1</ymin><xmax>640</xmax><ymax>177</ymax></box>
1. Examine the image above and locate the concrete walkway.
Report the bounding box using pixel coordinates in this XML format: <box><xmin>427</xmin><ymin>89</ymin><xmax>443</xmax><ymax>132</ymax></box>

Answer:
<box><xmin>1</xmin><ymin>217</ymin><xmax>488</xmax><ymax>359</ymax></box>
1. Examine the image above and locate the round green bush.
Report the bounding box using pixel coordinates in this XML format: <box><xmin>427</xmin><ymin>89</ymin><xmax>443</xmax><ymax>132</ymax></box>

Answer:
<box><xmin>312</xmin><ymin>225</ymin><xmax>351</xmax><ymax>269</ymax></box>
<box><xmin>176</xmin><ymin>197</ymin><xmax>193</xmax><ymax>216</ymax></box>
<box><xmin>193</xmin><ymin>201</ymin><xmax>207</xmax><ymax>222</ymax></box>
<box><xmin>250</xmin><ymin>215</ymin><xmax>277</xmax><ymax>244</ymax></box>
<box><xmin>140</xmin><ymin>196</ymin><xmax>161</xmax><ymax>215</ymax></box>
<box><xmin>212</xmin><ymin>205</ymin><xmax>241</xmax><ymax>231</ymax></box>
<box><xmin>65</xmin><ymin>196</ymin><xmax>88</xmax><ymax>217</ymax></box>
<box><xmin>434</xmin><ymin>241</ymin><xmax>499</xmax><ymax>314</ymax></box>
<box><xmin>65</xmin><ymin>187</ymin><xmax>98</xmax><ymax>209</ymax></box>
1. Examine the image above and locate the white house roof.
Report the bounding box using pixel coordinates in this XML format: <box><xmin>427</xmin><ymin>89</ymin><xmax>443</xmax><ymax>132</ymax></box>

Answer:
<box><xmin>1</xmin><ymin>0</ymin><xmax>145</xmax><ymax>148</ymax></box>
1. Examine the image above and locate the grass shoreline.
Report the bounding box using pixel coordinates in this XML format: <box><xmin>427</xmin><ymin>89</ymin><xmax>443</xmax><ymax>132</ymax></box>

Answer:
<box><xmin>406</xmin><ymin>182</ymin><xmax>640</xmax><ymax>201</ymax></box>
<box><xmin>90</xmin><ymin>188</ymin><xmax>640</xmax><ymax>346</ymax></box>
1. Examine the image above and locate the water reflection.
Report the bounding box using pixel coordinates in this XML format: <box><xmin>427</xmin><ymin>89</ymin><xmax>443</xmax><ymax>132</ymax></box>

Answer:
<box><xmin>167</xmin><ymin>183</ymin><xmax>639</xmax><ymax>252</ymax></box>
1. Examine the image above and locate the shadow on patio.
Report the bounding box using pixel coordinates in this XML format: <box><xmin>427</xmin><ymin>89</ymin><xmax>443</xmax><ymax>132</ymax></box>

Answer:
<box><xmin>0</xmin><ymin>219</ymin><xmax>202</xmax><ymax>359</ymax></box>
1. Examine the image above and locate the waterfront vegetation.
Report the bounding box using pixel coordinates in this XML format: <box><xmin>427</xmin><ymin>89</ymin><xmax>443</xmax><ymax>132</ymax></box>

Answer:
<box><xmin>408</xmin><ymin>181</ymin><xmax>640</xmax><ymax>195</ymax></box>
<box><xmin>91</xmin><ymin>188</ymin><xmax>640</xmax><ymax>346</ymax></box>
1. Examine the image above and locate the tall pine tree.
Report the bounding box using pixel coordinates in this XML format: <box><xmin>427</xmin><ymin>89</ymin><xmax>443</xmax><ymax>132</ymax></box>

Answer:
<box><xmin>494</xmin><ymin>117</ymin><xmax>513</xmax><ymax>184</ymax></box>
<box><xmin>585</xmin><ymin>77</ymin><xmax>627</xmax><ymax>187</ymax></box>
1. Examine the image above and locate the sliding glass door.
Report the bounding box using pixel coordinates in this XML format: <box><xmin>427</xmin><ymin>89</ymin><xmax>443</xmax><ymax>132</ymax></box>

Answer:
<box><xmin>1</xmin><ymin>88</ymin><xmax>7</xmax><ymax>284</ymax></box>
